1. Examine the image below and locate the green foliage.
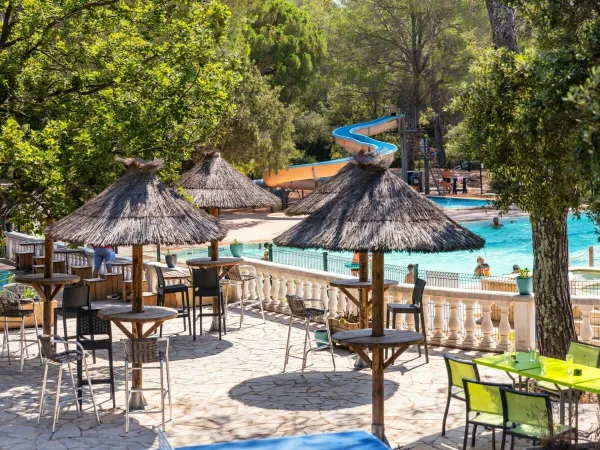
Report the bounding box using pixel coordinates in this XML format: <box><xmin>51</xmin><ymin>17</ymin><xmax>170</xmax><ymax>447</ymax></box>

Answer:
<box><xmin>0</xmin><ymin>0</ymin><xmax>239</xmax><ymax>231</ymax></box>
<box><xmin>293</xmin><ymin>110</ymin><xmax>333</xmax><ymax>161</ymax></box>
<box><xmin>518</xmin><ymin>268</ymin><xmax>532</xmax><ymax>278</ymax></box>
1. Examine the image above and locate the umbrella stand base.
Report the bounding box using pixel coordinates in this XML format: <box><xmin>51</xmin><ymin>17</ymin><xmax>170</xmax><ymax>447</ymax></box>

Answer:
<box><xmin>371</xmin><ymin>425</ymin><xmax>389</xmax><ymax>447</ymax></box>
<box><xmin>129</xmin><ymin>392</ymin><xmax>148</xmax><ymax>411</ymax></box>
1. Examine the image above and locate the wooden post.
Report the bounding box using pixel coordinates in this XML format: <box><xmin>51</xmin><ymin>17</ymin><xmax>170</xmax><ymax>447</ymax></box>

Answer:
<box><xmin>371</xmin><ymin>251</ymin><xmax>386</xmax><ymax>442</ymax></box>
<box><xmin>359</xmin><ymin>252</ymin><xmax>369</xmax><ymax>329</ymax></box>
<box><xmin>209</xmin><ymin>207</ymin><xmax>219</xmax><ymax>261</ymax></box>
<box><xmin>43</xmin><ymin>218</ymin><xmax>54</xmax><ymax>334</ymax></box>
<box><xmin>371</xmin><ymin>252</ymin><xmax>385</xmax><ymax>337</ymax></box>
<box><xmin>132</xmin><ymin>245</ymin><xmax>144</xmax><ymax>313</ymax></box>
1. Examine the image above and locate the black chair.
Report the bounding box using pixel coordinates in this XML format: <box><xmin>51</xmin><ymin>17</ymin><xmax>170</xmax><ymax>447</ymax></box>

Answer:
<box><xmin>155</xmin><ymin>266</ymin><xmax>191</xmax><ymax>337</ymax></box>
<box><xmin>191</xmin><ymin>268</ymin><xmax>226</xmax><ymax>340</ymax></box>
<box><xmin>386</xmin><ymin>278</ymin><xmax>428</xmax><ymax>362</ymax></box>
<box><xmin>54</xmin><ymin>285</ymin><xmax>90</xmax><ymax>340</ymax></box>
<box><xmin>76</xmin><ymin>307</ymin><xmax>115</xmax><ymax>408</ymax></box>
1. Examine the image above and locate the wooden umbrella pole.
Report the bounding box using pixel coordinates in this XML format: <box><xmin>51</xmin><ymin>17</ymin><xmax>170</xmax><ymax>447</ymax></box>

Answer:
<box><xmin>209</xmin><ymin>208</ymin><xmax>219</xmax><ymax>261</ymax></box>
<box><xmin>371</xmin><ymin>251</ymin><xmax>385</xmax><ymax>441</ymax></box>
<box><xmin>359</xmin><ymin>252</ymin><xmax>369</xmax><ymax>329</ymax></box>
<box><xmin>43</xmin><ymin>218</ymin><xmax>54</xmax><ymax>334</ymax></box>
<box><xmin>132</xmin><ymin>245</ymin><xmax>144</xmax><ymax>313</ymax></box>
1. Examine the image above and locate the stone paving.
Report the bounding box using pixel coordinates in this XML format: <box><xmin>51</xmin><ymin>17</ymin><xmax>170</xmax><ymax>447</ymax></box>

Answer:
<box><xmin>0</xmin><ymin>306</ymin><xmax>598</xmax><ymax>449</ymax></box>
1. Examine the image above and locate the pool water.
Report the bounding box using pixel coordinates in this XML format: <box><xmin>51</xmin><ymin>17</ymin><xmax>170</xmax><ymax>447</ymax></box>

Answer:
<box><xmin>426</xmin><ymin>197</ymin><xmax>491</xmax><ymax>209</ymax></box>
<box><xmin>175</xmin><ymin>215</ymin><xmax>600</xmax><ymax>276</ymax></box>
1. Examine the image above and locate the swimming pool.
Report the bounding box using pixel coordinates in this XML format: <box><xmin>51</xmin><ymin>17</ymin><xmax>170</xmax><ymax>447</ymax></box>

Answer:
<box><xmin>426</xmin><ymin>197</ymin><xmax>491</xmax><ymax>209</ymax></box>
<box><xmin>175</xmin><ymin>214</ymin><xmax>600</xmax><ymax>276</ymax></box>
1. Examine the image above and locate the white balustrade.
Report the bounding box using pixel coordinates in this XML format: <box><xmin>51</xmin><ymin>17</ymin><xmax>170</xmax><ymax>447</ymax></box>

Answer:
<box><xmin>277</xmin><ymin>274</ymin><xmax>288</xmax><ymax>313</ymax></box>
<box><xmin>462</xmin><ymin>299</ymin><xmax>478</xmax><ymax>348</ymax></box>
<box><xmin>269</xmin><ymin>274</ymin><xmax>280</xmax><ymax>311</ymax></box>
<box><xmin>479</xmin><ymin>300</ymin><xmax>495</xmax><ymax>350</ymax></box>
<box><xmin>446</xmin><ymin>298</ymin><xmax>461</xmax><ymax>346</ymax></box>
<box><xmin>578</xmin><ymin>305</ymin><xmax>594</xmax><ymax>343</ymax></box>
<box><xmin>430</xmin><ymin>296</ymin><xmax>445</xmax><ymax>346</ymax></box>
<box><xmin>262</xmin><ymin>271</ymin><xmax>272</xmax><ymax>310</ymax></box>
<box><xmin>496</xmin><ymin>302</ymin><xmax>513</xmax><ymax>351</ymax></box>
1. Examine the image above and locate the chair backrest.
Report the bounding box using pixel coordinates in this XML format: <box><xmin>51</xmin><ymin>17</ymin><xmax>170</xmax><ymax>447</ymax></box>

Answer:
<box><xmin>38</xmin><ymin>335</ymin><xmax>76</xmax><ymax>363</ymax></box>
<box><xmin>464</xmin><ymin>379</ymin><xmax>511</xmax><ymax>416</ymax></box>
<box><xmin>444</xmin><ymin>354</ymin><xmax>480</xmax><ymax>389</ymax></box>
<box><xmin>286</xmin><ymin>295</ymin><xmax>306</xmax><ymax>318</ymax></box>
<box><xmin>192</xmin><ymin>268</ymin><xmax>220</xmax><ymax>296</ymax></box>
<box><xmin>568</xmin><ymin>341</ymin><xmax>600</xmax><ymax>368</ymax></box>
<box><xmin>61</xmin><ymin>285</ymin><xmax>90</xmax><ymax>311</ymax></box>
<box><xmin>123</xmin><ymin>338</ymin><xmax>164</xmax><ymax>364</ymax></box>
<box><xmin>0</xmin><ymin>296</ymin><xmax>24</xmax><ymax>318</ymax></box>
<box><xmin>500</xmin><ymin>387</ymin><xmax>552</xmax><ymax>433</ymax></box>
<box><xmin>412</xmin><ymin>278</ymin><xmax>426</xmax><ymax>306</ymax></box>
<box><xmin>77</xmin><ymin>308</ymin><xmax>111</xmax><ymax>339</ymax></box>
<box><xmin>155</xmin><ymin>266</ymin><xmax>166</xmax><ymax>289</ymax></box>
<box><xmin>227</xmin><ymin>265</ymin><xmax>242</xmax><ymax>282</ymax></box>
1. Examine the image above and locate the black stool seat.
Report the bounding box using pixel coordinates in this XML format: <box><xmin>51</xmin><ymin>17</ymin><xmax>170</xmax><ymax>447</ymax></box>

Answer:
<box><xmin>158</xmin><ymin>283</ymin><xmax>188</xmax><ymax>294</ymax></box>
<box><xmin>388</xmin><ymin>303</ymin><xmax>420</xmax><ymax>313</ymax></box>
<box><xmin>305</xmin><ymin>308</ymin><xmax>326</xmax><ymax>318</ymax></box>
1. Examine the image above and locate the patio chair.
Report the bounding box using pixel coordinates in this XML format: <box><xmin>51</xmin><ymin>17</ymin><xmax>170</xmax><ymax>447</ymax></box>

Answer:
<box><xmin>54</xmin><ymin>285</ymin><xmax>90</xmax><ymax>340</ymax></box>
<box><xmin>283</xmin><ymin>294</ymin><xmax>335</xmax><ymax>376</ymax></box>
<box><xmin>0</xmin><ymin>295</ymin><xmax>41</xmax><ymax>372</ymax></box>
<box><xmin>123</xmin><ymin>338</ymin><xmax>172</xmax><ymax>432</ymax></box>
<box><xmin>535</xmin><ymin>341</ymin><xmax>600</xmax><ymax>423</ymax></box>
<box><xmin>76</xmin><ymin>308</ymin><xmax>115</xmax><ymax>408</ymax></box>
<box><xmin>225</xmin><ymin>265</ymin><xmax>265</xmax><ymax>327</ymax></box>
<box><xmin>386</xmin><ymin>278</ymin><xmax>428</xmax><ymax>363</ymax></box>
<box><xmin>463</xmin><ymin>379</ymin><xmax>512</xmax><ymax>450</ymax></box>
<box><xmin>442</xmin><ymin>354</ymin><xmax>480</xmax><ymax>436</ymax></box>
<box><xmin>191</xmin><ymin>268</ymin><xmax>226</xmax><ymax>340</ymax></box>
<box><xmin>37</xmin><ymin>335</ymin><xmax>100</xmax><ymax>432</ymax></box>
<box><xmin>155</xmin><ymin>266</ymin><xmax>191</xmax><ymax>337</ymax></box>
<box><xmin>499</xmin><ymin>387</ymin><xmax>575</xmax><ymax>450</ymax></box>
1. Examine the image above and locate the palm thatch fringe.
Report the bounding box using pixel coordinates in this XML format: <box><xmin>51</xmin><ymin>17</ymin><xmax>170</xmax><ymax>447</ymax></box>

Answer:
<box><xmin>179</xmin><ymin>152</ymin><xmax>280</xmax><ymax>209</ymax></box>
<box><xmin>46</xmin><ymin>158</ymin><xmax>226</xmax><ymax>246</ymax></box>
<box><xmin>274</xmin><ymin>154</ymin><xmax>485</xmax><ymax>253</ymax></box>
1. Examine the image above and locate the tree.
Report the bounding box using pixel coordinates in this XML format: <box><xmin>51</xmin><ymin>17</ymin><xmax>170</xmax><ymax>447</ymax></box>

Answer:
<box><xmin>0</xmin><ymin>0</ymin><xmax>239</xmax><ymax>231</ymax></box>
<box><xmin>485</xmin><ymin>0</ymin><xmax>518</xmax><ymax>51</ymax></box>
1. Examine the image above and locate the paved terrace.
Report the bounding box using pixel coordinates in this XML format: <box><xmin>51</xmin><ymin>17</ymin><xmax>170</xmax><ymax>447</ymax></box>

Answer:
<box><xmin>0</xmin><ymin>307</ymin><xmax>598</xmax><ymax>450</ymax></box>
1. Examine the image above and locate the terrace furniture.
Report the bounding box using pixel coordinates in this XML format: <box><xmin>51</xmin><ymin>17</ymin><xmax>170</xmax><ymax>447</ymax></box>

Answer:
<box><xmin>225</xmin><ymin>265</ymin><xmax>265</xmax><ymax>327</ymax></box>
<box><xmin>386</xmin><ymin>278</ymin><xmax>428</xmax><ymax>363</ymax></box>
<box><xmin>122</xmin><ymin>279</ymin><xmax>133</xmax><ymax>302</ymax></box>
<box><xmin>122</xmin><ymin>337</ymin><xmax>172</xmax><ymax>432</ymax></box>
<box><xmin>54</xmin><ymin>285</ymin><xmax>90</xmax><ymax>340</ymax></box>
<box><xmin>97</xmin><ymin>305</ymin><xmax>177</xmax><ymax>410</ymax></box>
<box><xmin>33</xmin><ymin>260</ymin><xmax>67</xmax><ymax>275</ymax></box>
<box><xmin>76</xmin><ymin>307</ymin><xmax>115</xmax><ymax>409</ymax></box>
<box><xmin>283</xmin><ymin>294</ymin><xmax>335</xmax><ymax>375</ymax></box>
<box><xmin>37</xmin><ymin>335</ymin><xmax>100</xmax><ymax>432</ymax></box>
<box><xmin>2</xmin><ymin>283</ymin><xmax>44</xmax><ymax>340</ymax></box>
<box><xmin>442</xmin><ymin>354</ymin><xmax>481</xmax><ymax>436</ymax></box>
<box><xmin>191</xmin><ymin>268</ymin><xmax>226</xmax><ymax>340</ymax></box>
<box><xmin>20</xmin><ymin>241</ymin><xmax>44</xmax><ymax>256</ymax></box>
<box><xmin>535</xmin><ymin>341</ymin><xmax>600</xmax><ymax>424</ymax></box>
<box><xmin>107</xmin><ymin>260</ymin><xmax>132</xmax><ymax>276</ymax></box>
<box><xmin>15</xmin><ymin>251</ymin><xmax>34</xmax><ymax>271</ymax></box>
<box><xmin>0</xmin><ymin>296</ymin><xmax>41</xmax><ymax>372</ymax></box>
<box><xmin>155</xmin><ymin>266</ymin><xmax>191</xmax><ymax>337</ymax></box>
<box><xmin>499</xmin><ymin>387</ymin><xmax>575</xmax><ymax>449</ymax></box>
<box><xmin>102</xmin><ymin>272</ymin><xmax>123</xmax><ymax>297</ymax></box>
<box><xmin>54</xmin><ymin>248</ymin><xmax>85</xmax><ymax>273</ymax></box>
<box><xmin>83</xmin><ymin>278</ymin><xmax>107</xmax><ymax>302</ymax></box>
<box><xmin>71</xmin><ymin>266</ymin><xmax>92</xmax><ymax>286</ymax></box>
<box><xmin>462</xmin><ymin>379</ymin><xmax>512</xmax><ymax>450</ymax></box>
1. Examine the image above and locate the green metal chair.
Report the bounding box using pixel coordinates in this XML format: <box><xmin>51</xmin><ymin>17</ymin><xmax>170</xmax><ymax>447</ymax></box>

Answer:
<box><xmin>463</xmin><ymin>379</ymin><xmax>512</xmax><ymax>450</ymax></box>
<box><xmin>442</xmin><ymin>354</ymin><xmax>480</xmax><ymax>436</ymax></box>
<box><xmin>499</xmin><ymin>387</ymin><xmax>575</xmax><ymax>450</ymax></box>
<box><xmin>536</xmin><ymin>341</ymin><xmax>600</xmax><ymax>423</ymax></box>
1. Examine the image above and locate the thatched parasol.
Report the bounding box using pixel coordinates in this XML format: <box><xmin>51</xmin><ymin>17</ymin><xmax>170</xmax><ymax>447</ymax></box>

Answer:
<box><xmin>273</xmin><ymin>153</ymin><xmax>484</xmax><ymax>442</ymax></box>
<box><xmin>179</xmin><ymin>152</ymin><xmax>280</xmax><ymax>260</ymax></box>
<box><xmin>46</xmin><ymin>157</ymin><xmax>226</xmax><ymax>314</ymax></box>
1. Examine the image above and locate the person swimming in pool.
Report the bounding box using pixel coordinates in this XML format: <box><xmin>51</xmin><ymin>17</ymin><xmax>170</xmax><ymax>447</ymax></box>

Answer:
<box><xmin>474</xmin><ymin>256</ymin><xmax>490</xmax><ymax>277</ymax></box>
<box><xmin>489</xmin><ymin>217</ymin><xmax>504</xmax><ymax>229</ymax></box>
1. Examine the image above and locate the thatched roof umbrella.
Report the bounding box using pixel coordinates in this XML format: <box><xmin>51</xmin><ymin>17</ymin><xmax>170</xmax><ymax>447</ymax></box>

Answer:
<box><xmin>179</xmin><ymin>152</ymin><xmax>280</xmax><ymax>260</ymax></box>
<box><xmin>46</xmin><ymin>157</ymin><xmax>226</xmax><ymax>316</ymax></box>
<box><xmin>274</xmin><ymin>154</ymin><xmax>484</xmax><ymax>442</ymax></box>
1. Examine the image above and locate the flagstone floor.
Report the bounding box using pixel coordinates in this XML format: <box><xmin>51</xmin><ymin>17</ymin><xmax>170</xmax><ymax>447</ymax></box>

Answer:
<box><xmin>0</xmin><ymin>307</ymin><xmax>598</xmax><ymax>450</ymax></box>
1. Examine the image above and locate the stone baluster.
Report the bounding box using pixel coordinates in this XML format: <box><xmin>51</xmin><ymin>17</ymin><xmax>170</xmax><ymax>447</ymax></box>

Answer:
<box><xmin>446</xmin><ymin>298</ymin><xmax>461</xmax><ymax>347</ymax></box>
<box><xmin>579</xmin><ymin>305</ymin><xmax>594</xmax><ymax>343</ymax></box>
<box><xmin>430</xmin><ymin>295</ymin><xmax>445</xmax><ymax>346</ymax></box>
<box><xmin>496</xmin><ymin>302</ymin><xmax>513</xmax><ymax>351</ymax></box>
<box><xmin>405</xmin><ymin>289</ymin><xmax>416</xmax><ymax>331</ymax></box>
<box><xmin>255</xmin><ymin>271</ymin><xmax>264</xmax><ymax>303</ymax></box>
<box><xmin>337</xmin><ymin>290</ymin><xmax>346</xmax><ymax>315</ymax></box>
<box><xmin>262</xmin><ymin>271</ymin><xmax>272</xmax><ymax>311</ymax></box>
<box><xmin>277</xmin><ymin>274</ymin><xmax>288</xmax><ymax>313</ymax></box>
<box><xmin>479</xmin><ymin>300</ymin><xmax>495</xmax><ymax>350</ymax></box>
<box><xmin>287</xmin><ymin>277</ymin><xmax>296</xmax><ymax>297</ymax></box>
<box><xmin>269</xmin><ymin>274</ymin><xmax>280</xmax><ymax>311</ymax></box>
<box><xmin>320</xmin><ymin>281</ymin><xmax>328</xmax><ymax>306</ymax></box>
<box><xmin>462</xmin><ymin>299</ymin><xmax>478</xmax><ymax>349</ymax></box>
<box><xmin>329</xmin><ymin>287</ymin><xmax>339</xmax><ymax>316</ymax></box>
<box><xmin>247</xmin><ymin>267</ymin><xmax>258</xmax><ymax>301</ymax></box>
<box><xmin>296</xmin><ymin>277</ymin><xmax>304</xmax><ymax>298</ymax></box>
<box><xmin>311</xmin><ymin>280</ymin><xmax>320</xmax><ymax>300</ymax></box>
<box><xmin>422</xmin><ymin>295</ymin><xmax>431</xmax><ymax>336</ymax></box>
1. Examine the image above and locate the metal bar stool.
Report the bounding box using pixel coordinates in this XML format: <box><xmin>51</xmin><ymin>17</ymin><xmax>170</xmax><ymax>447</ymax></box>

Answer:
<box><xmin>54</xmin><ymin>285</ymin><xmax>90</xmax><ymax>341</ymax></box>
<box><xmin>191</xmin><ymin>268</ymin><xmax>226</xmax><ymax>340</ymax></box>
<box><xmin>283</xmin><ymin>294</ymin><xmax>335</xmax><ymax>376</ymax></box>
<box><xmin>225</xmin><ymin>265</ymin><xmax>265</xmax><ymax>327</ymax></box>
<box><xmin>155</xmin><ymin>266</ymin><xmax>191</xmax><ymax>336</ymax></box>
<box><xmin>37</xmin><ymin>335</ymin><xmax>100</xmax><ymax>432</ymax></box>
<box><xmin>0</xmin><ymin>294</ymin><xmax>42</xmax><ymax>372</ymax></box>
<box><xmin>123</xmin><ymin>338</ymin><xmax>172</xmax><ymax>432</ymax></box>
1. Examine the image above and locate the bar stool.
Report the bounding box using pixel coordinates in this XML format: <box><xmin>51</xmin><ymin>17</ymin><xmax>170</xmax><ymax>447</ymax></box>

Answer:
<box><xmin>0</xmin><ymin>296</ymin><xmax>41</xmax><ymax>372</ymax></box>
<box><xmin>37</xmin><ymin>335</ymin><xmax>100</xmax><ymax>432</ymax></box>
<box><xmin>54</xmin><ymin>285</ymin><xmax>90</xmax><ymax>340</ymax></box>
<box><xmin>84</xmin><ymin>278</ymin><xmax>107</xmax><ymax>302</ymax></box>
<box><xmin>283</xmin><ymin>294</ymin><xmax>335</xmax><ymax>376</ymax></box>
<box><xmin>71</xmin><ymin>266</ymin><xmax>93</xmax><ymax>286</ymax></box>
<box><xmin>15</xmin><ymin>251</ymin><xmax>33</xmax><ymax>271</ymax></box>
<box><xmin>224</xmin><ymin>265</ymin><xmax>265</xmax><ymax>327</ymax></box>
<box><xmin>123</xmin><ymin>338</ymin><xmax>172</xmax><ymax>432</ymax></box>
<box><xmin>155</xmin><ymin>266</ymin><xmax>191</xmax><ymax>336</ymax></box>
<box><xmin>191</xmin><ymin>268</ymin><xmax>226</xmax><ymax>340</ymax></box>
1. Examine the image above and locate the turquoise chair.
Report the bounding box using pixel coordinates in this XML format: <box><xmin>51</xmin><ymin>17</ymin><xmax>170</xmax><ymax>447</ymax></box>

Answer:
<box><xmin>0</xmin><ymin>271</ymin><xmax>11</xmax><ymax>288</ymax></box>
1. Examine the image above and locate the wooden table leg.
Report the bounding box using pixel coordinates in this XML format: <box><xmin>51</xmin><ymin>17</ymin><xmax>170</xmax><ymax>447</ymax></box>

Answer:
<box><xmin>129</xmin><ymin>322</ymin><xmax>148</xmax><ymax>411</ymax></box>
<box><xmin>210</xmin><ymin>297</ymin><xmax>220</xmax><ymax>332</ymax></box>
<box><xmin>42</xmin><ymin>286</ymin><xmax>52</xmax><ymax>335</ymax></box>
<box><xmin>371</xmin><ymin>347</ymin><xmax>387</xmax><ymax>444</ymax></box>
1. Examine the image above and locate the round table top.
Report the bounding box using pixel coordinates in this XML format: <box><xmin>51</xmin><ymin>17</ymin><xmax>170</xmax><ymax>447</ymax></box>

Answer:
<box><xmin>186</xmin><ymin>257</ymin><xmax>242</xmax><ymax>268</ymax></box>
<box><xmin>97</xmin><ymin>305</ymin><xmax>178</xmax><ymax>324</ymax></box>
<box><xmin>329</xmin><ymin>279</ymin><xmax>399</xmax><ymax>289</ymax></box>
<box><xmin>21</xmin><ymin>242</ymin><xmax>44</xmax><ymax>246</ymax></box>
<box><xmin>14</xmin><ymin>273</ymin><xmax>80</xmax><ymax>286</ymax></box>
<box><xmin>54</xmin><ymin>248</ymin><xmax>84</xmax><ymax>254</ymax></box>
<box><xmin>332</xmin><ymin>329</ymin><xmax>423</xmax><ymax>349</ymax></box>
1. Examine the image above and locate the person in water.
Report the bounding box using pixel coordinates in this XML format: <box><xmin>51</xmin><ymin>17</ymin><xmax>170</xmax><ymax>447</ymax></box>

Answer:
<box><xmin>512</xmin><ymin>265</ymin><xmax>520</xmax><ymax>274</ymax></box>
<box><xmin>405</xmin><ymin>264</ymin><xmax>415</xmax><ymax>284</ymax></box>
<box><xmin>489</xmin><ymin>217</ymin><xmax>504</xmax><ymax>229</ymax></box>
<box><xmin>474</xmin><ymin>256</ymin><xmax>490</xmax><ymax>277</ymax></box>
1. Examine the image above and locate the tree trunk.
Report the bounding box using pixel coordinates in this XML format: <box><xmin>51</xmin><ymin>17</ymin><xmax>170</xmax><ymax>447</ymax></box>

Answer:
<box><xmin>485</xmin><ymin>0</ymin><xmax>518</xmax><ymax>52</ymax></box>
<box><xmin>531</xmin><ymin>213</ymin><xmax>576</xmax><ymax>359</ymax></box>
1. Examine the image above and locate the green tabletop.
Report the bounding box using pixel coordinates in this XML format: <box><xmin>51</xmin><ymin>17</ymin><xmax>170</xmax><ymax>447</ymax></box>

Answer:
<box><xmin>474</xmin><ymin>352</ymin><xmax>554</xmax><ymax>375</ymax></box>
<box><xmin>571</xmin><ymin>378</ymin><xmax>600</xmax><ymax>394</ymax></box>
<box><xmin>521</xmin><ymin>361</ymin><xmax>600</xmax><ymax>388</ymax></box>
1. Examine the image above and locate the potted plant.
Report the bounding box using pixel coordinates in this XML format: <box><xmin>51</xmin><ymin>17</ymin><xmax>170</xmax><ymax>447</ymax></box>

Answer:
<box><xmin>165</xmin><ymin>248</ymin><xmax>177</xmax><ymax>268</ymax></box>
<box><xmin>515</xmin><ymin>267</ymin><xmax>533</xmax><ymax>295</ymax></box>
<box><xmin>329</xmin><ymin>309</ymin><xmax>361</xmax><ymax>333</ymax></box>
<box><xmin>230</xmin><ymin>239</ymin><xmax>244</xmax><ymax>257</ymax></box>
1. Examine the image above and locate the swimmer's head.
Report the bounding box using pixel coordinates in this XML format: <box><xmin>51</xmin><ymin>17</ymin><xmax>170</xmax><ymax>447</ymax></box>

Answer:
<box><xmin>493</xmin><ymin>217</ymin><xmax>500</xmax><ymax>225</ymax></box>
